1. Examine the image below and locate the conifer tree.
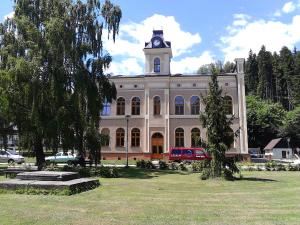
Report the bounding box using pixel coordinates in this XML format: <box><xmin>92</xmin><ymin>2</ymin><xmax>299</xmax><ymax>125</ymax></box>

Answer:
<box><xmin>199</xmin><ymin>65</ymin><xmax>234</xmax><ymax>179</ymax></box>
<box><xmin>279</xmin><ymin>46</ymin><xmax>294</xmax><ymax>110</ymax></box>
<box><xmin>245</xmin><ymin>49</ymin><xmax>258</xmax><ymax>95</ymax></box>
<box><xmin>257</xmin><ymin>46</ymin><xmax>274</xmax><ymax>100</ymax></box>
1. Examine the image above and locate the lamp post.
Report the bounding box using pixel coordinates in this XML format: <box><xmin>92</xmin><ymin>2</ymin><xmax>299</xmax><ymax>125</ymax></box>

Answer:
<box><xmin>125</xmin><ymin>115</ymin><xmax>130</xmax><ymax>168</ymax></box>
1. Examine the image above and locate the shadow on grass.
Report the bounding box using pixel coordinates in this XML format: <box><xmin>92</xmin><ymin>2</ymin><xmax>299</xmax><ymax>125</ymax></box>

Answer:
<box><xmin>238</xmin><ymin>177</ymin><xmax>277</xmax><ymax>182</ymax></box>
<box><xmin>118</xmin><ymin>167</ymin><xmax>188</xmax><ymax>179</ymax></box>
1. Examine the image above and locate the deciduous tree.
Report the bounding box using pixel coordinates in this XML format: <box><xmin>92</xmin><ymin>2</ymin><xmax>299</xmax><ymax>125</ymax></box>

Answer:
<box><xmin>0</xmin><ymin>0</ymin><xmax>121</xmax><ymax>169</ymax></box>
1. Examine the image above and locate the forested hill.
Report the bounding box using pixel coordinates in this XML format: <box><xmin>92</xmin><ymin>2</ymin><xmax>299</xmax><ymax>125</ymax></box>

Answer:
<box><xmin>245</xmin><ymin>46</ymin><xmax>300</xmax><ymax>111</ymax></box>
<box><xmin>245</xmin><ymin>46</ymin><xmax>300</xmax><ymax>149</ymax></box>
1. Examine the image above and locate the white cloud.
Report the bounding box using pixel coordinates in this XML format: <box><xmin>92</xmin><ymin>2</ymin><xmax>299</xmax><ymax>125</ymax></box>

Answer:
<box><xmin>282</xmin><ymin>1</ymin><xmax>296</xmax><ymax>13</ymax></box>
<box><xmin>220</xmin><ymin>15</ymin><xmax>300</xmax><ymax>62</ymax></box>
<box><xmin>104</xmin><ymin>14</ymin><xmax>205</xmax><ymax>75</ymax></box>
<box><xmin>232</xmin><ymin>14</ymin><xmax>251</xmax><ymax>26</ymax></box>
<box><xmin>171</xmin><ymin>51</ymin><xmax>214</xmax><ymax>74</ymax></box>
<box><xmin>274</xmin><ymin>10</ymin><xmax>282</xmax><ymax>17</ymax></box>
<box><xmin>4</xmin><ymin>11</ymin><xmax>14</xmax><ymax>20</ymax></box>
<box><xmin>107</xmin><ymin>58</ymin><xmax>143</xmax><ymax>75</ymax></box>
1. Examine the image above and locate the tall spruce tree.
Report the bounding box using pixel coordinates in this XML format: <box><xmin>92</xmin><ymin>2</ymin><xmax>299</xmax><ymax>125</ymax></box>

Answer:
<box><xmin>0</xmin><ymin>0</ymin><xmax>121</xmax><ymax>169</ymax></box>
<box><xmin>291</xmin><ymin>49</ymin><xmax>300</xmax><ymax>107</ymax></box>
<box><xmin>272</xmin><ymin>52</ymin><xmax>282</xmax><ymax>103</ymax></box>
<box><xmin>279</xmin><ymin>46</ymin><xmax>294</xmax><ymax>110</ymax></box>
<box><xmin>199</xmin><ymin>65</ymin><xmax>234</xmax><ymax>179</ymax></box>
<box><xmin>245</xmin><ymin>49</ymin><xmax>258</xmax><ymax>95</ymax></box>
<box><xmin>257</xmin><ymin>46</ymin><xmax>274</xmax><ymax>100</ymax></box>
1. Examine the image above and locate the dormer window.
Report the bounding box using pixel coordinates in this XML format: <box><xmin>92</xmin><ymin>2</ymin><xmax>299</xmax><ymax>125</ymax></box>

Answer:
<box><xmin>154</xmin><ymin>57</ymin><xmax>160</xmax><ymax>73</ymax></box>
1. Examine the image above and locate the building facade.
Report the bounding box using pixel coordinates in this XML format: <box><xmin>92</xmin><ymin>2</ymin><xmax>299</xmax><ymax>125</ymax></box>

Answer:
<box><xmin>100</xmin><ymin>30</ymin><xmax>248</xmax><ymax>160</ymax></box>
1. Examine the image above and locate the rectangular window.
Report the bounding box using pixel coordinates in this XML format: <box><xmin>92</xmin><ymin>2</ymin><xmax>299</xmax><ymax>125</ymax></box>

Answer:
<box><xmin>101</xmin><ymin>102</ymin><xmax>111</xmax><ymax>116</ymax></box>
<box><xmin>175</xmin><ymin>105</ymin><xmax>184</xmax><ymax>115</ymax></box>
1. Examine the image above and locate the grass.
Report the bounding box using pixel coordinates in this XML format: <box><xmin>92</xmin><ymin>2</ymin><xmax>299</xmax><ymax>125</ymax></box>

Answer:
<box><xmin>0</xmin><ymin>169</ymin><xmax>300</xmax><ymax>225</ymax></box>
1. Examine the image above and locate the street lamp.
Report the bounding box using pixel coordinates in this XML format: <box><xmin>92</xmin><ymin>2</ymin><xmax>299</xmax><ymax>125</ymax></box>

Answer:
<box><xmin>125</xmin><ymin>115</ymin><xmax>131</xmax><ymax>168</ymax></box>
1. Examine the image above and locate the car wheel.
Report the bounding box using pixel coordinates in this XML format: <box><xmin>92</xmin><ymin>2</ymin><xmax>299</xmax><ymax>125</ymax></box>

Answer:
<box><xmin>8</xmin><ymin>159</ymin><xmax>15</xmax><ymax>165</ymax></box>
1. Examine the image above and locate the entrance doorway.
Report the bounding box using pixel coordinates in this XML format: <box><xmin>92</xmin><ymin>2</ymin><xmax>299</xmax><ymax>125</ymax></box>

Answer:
<box><xmin>151</xmin><ymin>133</ymin><xmax>164</xmax><ymax>159</ymax></box>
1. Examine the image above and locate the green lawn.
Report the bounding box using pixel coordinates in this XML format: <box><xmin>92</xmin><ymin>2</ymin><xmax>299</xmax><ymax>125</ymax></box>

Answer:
<box><xmin>0</xmin><ymin>169</ymin><xmax>300</xmax><ymax>225</ymax></box>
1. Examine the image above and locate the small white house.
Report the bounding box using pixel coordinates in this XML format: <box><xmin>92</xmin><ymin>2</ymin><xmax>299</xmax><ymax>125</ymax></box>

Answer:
<box><xmin>264</xmin><ymin>138</ymin><xmax>292</xmax><ymax>159</ymax></box>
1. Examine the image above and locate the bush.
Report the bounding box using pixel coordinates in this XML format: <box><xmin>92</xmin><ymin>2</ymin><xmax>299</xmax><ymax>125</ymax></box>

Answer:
<box><xmin>136</xmin><ymin>160</ymin><xmax>155</xmax><ymax>169</ymax></box>
<box><xmin>222</xmin><ymin>168</ymin><xmax>234</xmax><ymax>181</ymax></box>
<box><xmin>265</xmin><ymin>161</ymin><xmax>288</xmax><ymax>171</ymax></box>
<box><xmin>159</xmin><ymin>160</ymin><xmax>168</xmax><ymax>170</ymax></box>
<box><xmin>169</xmin><ymin>162</ymin><xmax>179</xmax><ymax>170</ymax></box>
<box><xmin>136</xmin><ymin>159</ymin><xmax>146</xmax><ymax>168</ymax></box>
<box><xmin>286</xmin><ymin>163</ymin><xmax>300</xmax><ymax>171</ymax></box>
<box><xmin>200</xmin><ymin>167</ymin><xmax>211</xmax><ymax>180</ymax></box>
<box><xmin>95</xmin><ymin>166</ymin><xmax>119</xmax><ymax>178</ymax></box>
<box><xmin>192</xmin><ymin>159</ymin><xmax>211</xmax><ymax>172</ymax></box>
<box><xmin>265</xmin><ymin>161</ymin><xmax>277</xmax><ymax>171</ymax></box>
<box><xmin>46</xmin><ymin>164</ymin><xmax>119</xmax><ymax>178</ymax></box>
<box><xmin>145</xmin><ymin>160</ymin><xmax>155</xmax><ymax>169</ymax></box>
<box><xmin>179</xmin><ymin>162</ymin><xmax>187</xmax><ymax>171</ymax></box>
<box><xmin>276</xmin><ymin>164</ymin><xmax>286</xmax><ymax>171</ymax></box>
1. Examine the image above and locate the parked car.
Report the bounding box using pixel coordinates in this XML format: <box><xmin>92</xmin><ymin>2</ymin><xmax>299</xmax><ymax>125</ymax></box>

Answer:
<box><xmin>169</xmin><ymin>147</ymin><xmax>212</xmax><ymax>161</ymax></box>
<box><xmin>45</xmin><ymin>152</ymin><xmax>77</xmax><ymax>165</ymax></box>
<box><xmin>0</xmin><ymin>149</ymin><xmax>25</xmax><ymax>164</ymax></box>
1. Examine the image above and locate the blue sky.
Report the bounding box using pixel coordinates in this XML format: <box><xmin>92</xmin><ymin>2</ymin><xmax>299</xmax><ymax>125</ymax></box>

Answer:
<box><xmin>1</xmin><ymin>0</ymin><xmax>300</xmax><ymax>74</ymax></box>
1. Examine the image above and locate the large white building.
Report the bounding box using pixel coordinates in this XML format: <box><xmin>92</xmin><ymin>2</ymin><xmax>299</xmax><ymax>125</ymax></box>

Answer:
<box><xmin>100</xmin><ymin>30</ymin><xmax>248</xmax><ymax>160</ymax></box>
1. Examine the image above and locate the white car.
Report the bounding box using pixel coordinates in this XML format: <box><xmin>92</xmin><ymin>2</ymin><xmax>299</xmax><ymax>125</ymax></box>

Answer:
<box><xmin>45</xmin><ymin>152</ymin><xmax>77</xmax><ymax>165</ymax></box>
<box><xmin>0</xmin><ymin>150</ymin><xmax>25</xmax><ymax>164</ymax></box>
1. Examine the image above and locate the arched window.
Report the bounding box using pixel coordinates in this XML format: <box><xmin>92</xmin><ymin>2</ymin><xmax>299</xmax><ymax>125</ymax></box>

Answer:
<box><xmin>101</xmin><ymin>101</ymin><xmax>111</xmax><ymax>116</ymax></box>
<box><xmin>131</xmin><ymin>97</ymin><xmax>140</xmax><ymax>115</ymax></box>
<box><xmin>154</xmin><ymin>57</ymin><xmax>160</xmax><ymax>73</ymax></box>
<box><xmin>131</xmin><ymin>128</ymin><xmax>140</xmax><ymax>147</ymax></box>
<box><xmin>224</xmin><ymin>96</ymin><xmax>233</xmax><ymax>115</ymax></box>
<box><xmin>101</xmin><ymin>128</ymin><xmax>110</xmax><ymax>147</ymax></box>
<box><xmin>116</xmin><ymin>97</ymin><xmax>125</xmax><ymax>115</ymax></box>
<box><xmin>191</xmin><ymin>128</ymin><xmax>200</xmax><ymax>147</ymax></box>
<box><xmin>190</xmin><ymin>96</ymin><xmax>200</xmax><ymax>115</ymax></box>
<box><xmin>116</xmin><ymin>128</ymin><xmax>125</xmax><ymax>147</ymax></box>
<box><xmin>153</xmin><ymin>96</ymin><xmax>161</xmax><ymax>115</ymax></box>
<box><xmin>175</xmin><ymin>128</ymin><xmax>184</xmax><ymax>147</ymax></box>
<box><xmin>175</xmin><ymin>96</ymin><xmax>184</xmax><ymax>115</ymax></box>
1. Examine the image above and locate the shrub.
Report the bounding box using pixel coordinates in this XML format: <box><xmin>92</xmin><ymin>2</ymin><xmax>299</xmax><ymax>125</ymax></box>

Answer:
<box><xmin>192</xmin><ymin>159</ymin><xmax>211</xmax><ymax>172</ymax></box>
<box><xmin>159</xmin><ymin>160</ymin><xmax>168</xmax><ymax>170</ymax></box>
<box><xmin>200</xmin><ymin>167</ymin><xmax>211</xmax><ymax>180</ymax></box>
<box><xmin>169</xmin><ymin>162</ymin><xmax>179</xmax><ymax>170</ymax></box>
<box><xmin>136</xmin><ymin>159</ymin><xmax>146</xmax><ymax>168</ymax></box>
<box><xmin>179</xmin><ymin>162</ymin><xmax>187</xmax><ymax>171</ymax></box>
<box><xmin>265</xmin><ymin>161</ymin><xmax>277</xmax><ymax>171</ymax></box>
<box><xmin>276</xmin><ymin>164</ymin><xmax>286</xmax><ymax>171</ymax></box>
<box><xmin>95</xmin><ymin>166</ymin><xmax>119</xmax><ymax>178</ymax></box>
<box><xmin>222</xmin><ymin>168</ymin><xmax>234</xmax><ymax>181</ymax></box>
<box><xmin>145</xmin><ymin>160</ymin><xmax>155</xmax><ymax>169</ymax></box>
<box><xmin>286</xmin><ymin>164</ymin><xmax>300</xmax><ymax>171</ymax></box>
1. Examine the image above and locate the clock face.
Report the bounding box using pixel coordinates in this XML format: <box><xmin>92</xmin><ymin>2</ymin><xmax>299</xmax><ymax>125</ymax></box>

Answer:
<box><xmin>153</xmin><ymin>39</ymin><xmax>161</xmax><ymax>47</ymax></box>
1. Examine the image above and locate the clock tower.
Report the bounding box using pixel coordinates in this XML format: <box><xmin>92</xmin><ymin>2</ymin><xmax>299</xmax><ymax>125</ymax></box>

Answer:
<box><xmin>144</xmin><ymin>30</ymin><xmax>173</xmax><ymax>75</ymax></box>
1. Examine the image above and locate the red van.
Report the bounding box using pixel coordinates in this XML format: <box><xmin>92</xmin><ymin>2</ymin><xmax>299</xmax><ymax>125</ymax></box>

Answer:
<box><xmin>169</xmin><ymin>147</ymin><xmax>211</xmax><ymax>161</ymax></box>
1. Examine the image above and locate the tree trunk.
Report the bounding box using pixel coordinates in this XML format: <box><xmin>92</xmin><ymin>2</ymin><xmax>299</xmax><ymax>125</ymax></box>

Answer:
<box><xmin>211</xmin><ymin>153</ymin><xmax>222</xmax><ymax>178</ymax></box>
<box><xmin>34</xmin><ymin>136</ymin><xmax>45</xmax><ymax>170</ymax></box>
